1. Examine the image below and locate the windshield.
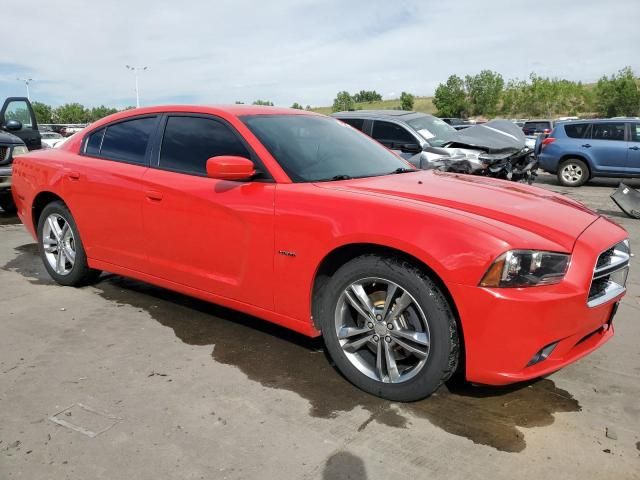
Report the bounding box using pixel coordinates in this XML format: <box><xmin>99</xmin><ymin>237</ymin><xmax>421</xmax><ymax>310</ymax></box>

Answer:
<box><xmin>241</xmin><ymin>115</ymin><xmax>413</xmax><ymax>182</ymax></box>
<box><xmin>407</xmin><ymin>116</ymin><xmax>457</xmax><ymax>147</ymax></box>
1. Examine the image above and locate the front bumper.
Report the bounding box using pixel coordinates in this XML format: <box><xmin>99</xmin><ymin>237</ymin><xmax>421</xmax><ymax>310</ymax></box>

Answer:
<box><xmin>452</xmin><ymin>216</ymin><xmax>628</xmax><ymax>385</ymax></box>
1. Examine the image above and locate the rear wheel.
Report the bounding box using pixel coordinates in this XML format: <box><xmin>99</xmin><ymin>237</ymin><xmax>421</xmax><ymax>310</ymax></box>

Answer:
<box><xmin>557</xmin><ymin>158</ymin><xmax>589</xmax><ymax>187</ymax></box>
<box><xmin>37</xmin><ymin>201</ymin><xmax>101</xmax><ymax>286</ymax></box>
<box><xmin>318</xmin><ymin>254</ymin><xmax>459</xmax><ymax>401</ymax></box>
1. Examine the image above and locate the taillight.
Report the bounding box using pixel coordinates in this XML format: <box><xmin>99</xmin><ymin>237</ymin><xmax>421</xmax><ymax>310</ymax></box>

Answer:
<box><xmin>541</xmin><ymin>137</ymin><xmax>556</xmax><ymax>149</ymax></box>
<box><xmin>543</xmin><ymin>128</ymin><xmax>551</xmax><ymax>135</ymax></box>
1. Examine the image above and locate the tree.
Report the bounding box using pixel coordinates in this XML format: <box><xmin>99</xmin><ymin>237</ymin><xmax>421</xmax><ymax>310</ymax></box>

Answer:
<box><xmin>31</xmin><ymin>101</ymin><xmax>53</xmax><ymax>124</ymax></box>
<box><xmin>53</xmin><ymin>103</ymin><xmax>89</xmax><ymax>123</ymax></box>
<box><xmin>252</xmin><ymin>99</ymin><xmax>274</xmax><ymax>106</ymax></box>
<box><xmin>352</xmin><ymin>90</ymin><xmax>382</xmax><ymax>103</ymax></box>
<box><xmin>433</xmin><ymin>75</ymin><xmax>468</xmax><ymax>117</ymax></box>
<box><xmin>400</xmin><ymin>92</ymin><xmax>414</xmax><ymax>111</ymax></box>
<box><xmin>88</xmin><ymin>105</ymin><xmax>118</xmax><ymax>122</ymax></box>
<box><xmin>332</xmin><ymin>91</ymin><xmax>354</xmax><ymax>112</ymax></box>
<box><xmin>234</xmin><ymin>100</ymin><xmax>244</xmax><ymax>104</ymax></box>
<box><xmin>594</xmin><ymin>67</ymin><xmax>639</xmax><ymax>117</ymax></box>
<box><xmin>291</xmin><ymin>102</ymin><xmax>304</xmax><ymax>110</ymax></box>
<box><xmin>465</xmin><ymin>70</ymin><xmax>504</xmax><ymax>116</ymax></box>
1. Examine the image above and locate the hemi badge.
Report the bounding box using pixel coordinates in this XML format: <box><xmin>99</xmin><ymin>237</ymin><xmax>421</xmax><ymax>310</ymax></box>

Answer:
<box><xmin>278</xmin><ymin>250</ymin><xmax>296</xmax><ymax>257</ymax></box>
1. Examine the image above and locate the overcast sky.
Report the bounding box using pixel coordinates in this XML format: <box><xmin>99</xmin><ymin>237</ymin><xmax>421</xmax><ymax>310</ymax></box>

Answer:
<box><xmin>2</xmin><ymin>0</ymin><xmax>638</xmax><ymax>108</ymax></box>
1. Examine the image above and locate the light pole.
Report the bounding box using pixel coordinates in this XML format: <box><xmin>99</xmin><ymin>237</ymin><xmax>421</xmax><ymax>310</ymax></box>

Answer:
<box><xmin>17</xmin><ymin>78</ymin><xmax>33</xmax><ymax>101</ymax></box>
<box><xmin>125</xmin><ymin>65</ymin><xmax>148</xmax><ymax>108</ymax></box>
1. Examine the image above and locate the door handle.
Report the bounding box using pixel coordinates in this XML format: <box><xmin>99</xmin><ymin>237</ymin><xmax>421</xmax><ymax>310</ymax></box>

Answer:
<box><xmin>630</xmin><ymin>146</ymin><xmax>640</xmax><ymax>151</ymax></box>
<box><xmin>68</xmin><ymin>171</ymin><xmax>80</xmax><ymax>180</ymax></box>
<box><xmin>145</xmin><ymin>190</ymin><xmax>163</xmax><ymax>201</ymax></box>
<box><xmin>581</xmin><ymin>144</ymin><xmax>591</xmax><ymax>148</ymax></box>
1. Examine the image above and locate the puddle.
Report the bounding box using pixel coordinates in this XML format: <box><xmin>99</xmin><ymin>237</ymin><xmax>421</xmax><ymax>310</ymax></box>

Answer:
<box><xmin>3</xmin><ymin>243</ymin><xmax>581</xmax><ymax>452</ymax></box>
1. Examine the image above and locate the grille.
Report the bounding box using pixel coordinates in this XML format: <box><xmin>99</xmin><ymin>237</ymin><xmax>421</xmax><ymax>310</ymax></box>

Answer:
<box><xmin>0</xmin><ymin>146</ymin><xmax>7</xmax><ymax>162</ymax></box>
<box><xmin>587</xmin><ymin>240</ymin><xmax>630</xmax><ymax>307</ymax></box>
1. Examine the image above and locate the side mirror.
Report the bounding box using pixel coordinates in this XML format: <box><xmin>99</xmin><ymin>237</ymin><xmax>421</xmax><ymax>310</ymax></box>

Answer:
<box><xmin>4</xmin><ymin>119</ymin><xmax>22</xmax><ymax>131</ymax></box>
<box><xmin>206</xmin><ymin>156</ymin><xmax>256</xmax><ymax>181</ymax></box>
<box><xmin>399</xmin><ymin>143</ymin><xmax>422</xmax><ymax>154</ymax></box>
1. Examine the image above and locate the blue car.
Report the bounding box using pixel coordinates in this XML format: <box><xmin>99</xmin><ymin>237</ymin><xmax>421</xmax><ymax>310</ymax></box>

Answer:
<box><xmin>537</xmin><ymin>119</ymin><xmax>640</xmax><ymax>186</ymax></box>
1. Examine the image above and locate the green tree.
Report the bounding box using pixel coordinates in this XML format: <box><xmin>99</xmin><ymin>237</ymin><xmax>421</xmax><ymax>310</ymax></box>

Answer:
<box><xmin>53</xmin><ymin>103</ymin><xmax>89</xmax><ymax>123</ymax></box>
<box><xmin>31</xmin><ymin>101</ymin><xmax>53</xmax><ymax>124</ymax></box>
<box><xmin>234</xmin><ymin>100</ymin><xmax>244</xmax><ymax>104</ymax></box>
<box><xmin>88</xmin><ymin>105</ymin><xmax>118</xmax><ymax>122</ymax></box>
<box><xmin>433</xmin><ymin>75</ymin><xmax>468</xmax><ymax>117</ymax></box>
<box><xmin>465</xmin><ymin>70</ymin><xmax>504</xmax><ymax>116</ymax></box>
<box><xmin>291</xmin><ymin>102</ymin><xmax>304</xmax><ymax>110</ymax></box>
<box><xmin>352</xmin><ymin>90</ymin><xmax>382</xmax><ymax>103</ymax></box>
<box><xmin>400</xmin><ymin>92</ymin><xmax>415</xmax><ymax>111</ymax></box>
<box><xmin>332</xmin><ymin>91</ymin><xmax>354</xmax><ymax>112</ymax></box>
<box><xmin>595</xmin><ymin>67</ymin><xmax>639</xmax><ymax>117</ymax></box>
<box><xmin>252</xmin><ymin>99</ymin><xmax>274</xmax><ymax>106</ymax></box>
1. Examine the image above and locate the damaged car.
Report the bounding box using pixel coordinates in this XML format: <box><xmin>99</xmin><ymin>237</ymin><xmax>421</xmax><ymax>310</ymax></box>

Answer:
<box><xmin>332</xmin><ymin>111</ymin><xmax>537</xmax><ymax>184</ymax></box>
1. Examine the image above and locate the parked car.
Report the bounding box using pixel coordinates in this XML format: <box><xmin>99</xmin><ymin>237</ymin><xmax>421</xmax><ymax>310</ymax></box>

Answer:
<box><xmin>537</xmin><ymin>119</ymin><xmax>640</xmax><ymax>186</ymax></box>
<box><xmin>333</xmin><ymin>110</ymin><xmax>536</xmax><ymax>183</ymax></box>
<box><xmin>12</xmin><ymin>105</ymin><xmax>629</xmax><ymax>401</ymax></box>
<box><xmin>40</xmin><ymin>131</ymin><xmax>65</xmax><ymax>148</ymax></box>
<box><xmin>523</xmin><ymin>119</ymin><xmax>554</xmax><ymax>136</ymax></box>
<box><xmin>0</xmin><ymin>97</ymin><xmax>41</xmax><ymax>212</ymax></box>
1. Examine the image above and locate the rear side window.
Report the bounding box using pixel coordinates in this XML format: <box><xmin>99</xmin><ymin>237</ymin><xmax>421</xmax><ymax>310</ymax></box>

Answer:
<box><xmin>339</xmin><ymin>118</ymin><xmax>365</xmax><ymax>131</ymax></box>
<box><xmin>592</xmin><ymin>123</ymin><xmax>625</xmax><ymax>141</ymax></box>
<box><xmin>89</xmin><ymin>117</ymin><xmax>158</xmax><ymax>164</ymax></box>
<box><xmin>564</xmin><ymin>123</ymin><xmax>591</xmax><ymax>139</ymax></box>
<box><xmin>372</xmin><ymin>121</ymin><xmax>415</xmax><ymax>145</ymax></box>
<box><xmin>159</xmin><ymin>116</ymin><xmax>250</xmax><ymax>175</ymax></box>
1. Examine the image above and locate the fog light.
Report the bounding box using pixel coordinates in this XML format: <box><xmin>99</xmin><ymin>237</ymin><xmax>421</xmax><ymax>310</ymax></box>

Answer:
<box><xmin>526</xmin><ymin>341</ymin><xmax>558</xmax><ymax>367</ymax></box>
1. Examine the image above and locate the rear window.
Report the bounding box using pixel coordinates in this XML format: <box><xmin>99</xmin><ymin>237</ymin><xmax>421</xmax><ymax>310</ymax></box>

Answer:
<box><xmin>564</xmin><ymin>123</ymin><xmax>591</xmax><ymax>139</ymax></box>
<box><xmin>524</xmin><ymin>121</ymin><xmax>552</xmax><ymax>132</ymax></box>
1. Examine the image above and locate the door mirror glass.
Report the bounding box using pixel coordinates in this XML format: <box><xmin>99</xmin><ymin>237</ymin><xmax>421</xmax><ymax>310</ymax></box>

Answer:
<box><xmin>206</xmin><ymin>156</ymin><xmax>256</xmax><ymax>180</ymax></box>
<box><xmin>4</xmin><ymin>119</ymin><xmax>22</xmax><ymax>131</ymax></box>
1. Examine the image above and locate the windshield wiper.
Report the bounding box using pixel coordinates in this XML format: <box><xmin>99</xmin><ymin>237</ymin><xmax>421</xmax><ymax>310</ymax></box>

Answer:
<box><xmin>390</xmin><ymin>167</ymin><xmax>416</xmax><ymax>174</ymax></box>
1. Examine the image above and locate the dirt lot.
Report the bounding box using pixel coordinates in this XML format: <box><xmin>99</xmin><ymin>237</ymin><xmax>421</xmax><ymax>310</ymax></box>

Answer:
<box><xmin>1</xmin><ymin>173</ymin><xmax>639</xmax><ymax>480</ymax></box>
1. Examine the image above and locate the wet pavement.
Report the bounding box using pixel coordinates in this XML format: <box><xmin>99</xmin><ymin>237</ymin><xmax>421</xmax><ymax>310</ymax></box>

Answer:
<box><xmin>1</xmin><ymin>173</ymin><xmax>639</xmax><ymax>479</ymax></box>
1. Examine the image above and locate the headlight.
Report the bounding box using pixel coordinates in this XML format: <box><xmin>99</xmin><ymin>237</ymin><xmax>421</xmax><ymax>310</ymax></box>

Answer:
<box><xmin>12</xmin><ymin>145</ymin><xmax>29</xmax><ymax>157</ymax></box>
<box><xmin>479</xmin><ymin>250</ymin><xmax>570</xmax><ymax>288</ymax></box>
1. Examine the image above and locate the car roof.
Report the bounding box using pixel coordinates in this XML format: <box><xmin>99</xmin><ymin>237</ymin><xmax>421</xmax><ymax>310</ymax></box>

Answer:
<box><xmin>557</xmin><ymin>118</ymin><xmax>640</xmax><ymax>125</ymax></box>
<box><xmin>332</xmin><ymin>110</ymin><xmax>431</xmax><ymax>121</ymax></box>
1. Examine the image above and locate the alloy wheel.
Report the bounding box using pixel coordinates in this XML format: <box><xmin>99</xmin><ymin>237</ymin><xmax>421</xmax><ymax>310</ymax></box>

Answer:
<box><xmin>561</xmin><ymin>163</ymin><xmax>583</xmax><ymax>184</ymax></box>
<box><xmin>334</xmin><ymin>277</ymin><xmax>431</xmax><ymax>384</ymax></box>
<box><xmin>42</xmin><ymin>213</ymin><xmax>76</xmax><ymax>275</ymax></box>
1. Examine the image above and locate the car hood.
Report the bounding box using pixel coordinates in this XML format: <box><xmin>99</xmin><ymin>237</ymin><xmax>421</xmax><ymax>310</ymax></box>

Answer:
<box><xmin>0</xmin><ymin>130</ymin><xmax>24</xmax><ymax>145</ymax></box>
<box><xmin>316</xmin><ymin>170</ymin><xmax>599</xmax><ymax>251</ymax></box>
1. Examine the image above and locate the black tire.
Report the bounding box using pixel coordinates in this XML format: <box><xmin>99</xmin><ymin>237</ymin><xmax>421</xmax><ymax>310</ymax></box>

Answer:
<box><xmin>557</xmin><ymin>158</ymin><xmax>589</xmax><ymax>187</ymax></box>
<box><xmin>318</xmin><ymin>254</ymin><xmax>459</xmax><ymax>401</ymax></box>
<box><xmin>37</xmin><ymin>201</ymin><xmax>101</xmax><ymax>286</ymax></box>
<box><xmin>0</xmin><ymin>193</ymin><xmax>16</xmax><ymax>214</ymax></box>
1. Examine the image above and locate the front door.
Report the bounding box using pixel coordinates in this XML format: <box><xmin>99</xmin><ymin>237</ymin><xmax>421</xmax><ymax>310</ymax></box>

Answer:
<box><xmin>0</xmin><ymin>97</ymin><xmax>41</xmax><ymax>150</ymax></box>
<box><xmin>142</xmin><ymin>114</ymin><xmax>275</xmax><ymax>310</ymax></box>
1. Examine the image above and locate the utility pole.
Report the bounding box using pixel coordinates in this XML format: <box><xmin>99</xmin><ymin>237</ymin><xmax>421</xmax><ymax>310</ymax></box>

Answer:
<box><xmin>125</xmin><ymin>65</ymin><xmax>148</xmax><ymax>108</ymax></box>
<box><xmin>17</xmin><ymin>78</ymin><xmax>33</xmax><ymax>100</ymax></box>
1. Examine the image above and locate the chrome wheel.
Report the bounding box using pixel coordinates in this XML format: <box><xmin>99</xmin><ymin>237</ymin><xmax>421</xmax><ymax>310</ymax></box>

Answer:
<box><xmin>42</xmin><ymin>213</ymin><xmax>76</xmax><ymax>276</ymax></box>
<box><xmin>334</xmin><ymin>277</ymin><xmax>430</xmax><ymax>384</ymax></box>
<box><xmin>561</xmin><ymin>163</ymin><xmax>583</xmax><ymax>184</ymax></box>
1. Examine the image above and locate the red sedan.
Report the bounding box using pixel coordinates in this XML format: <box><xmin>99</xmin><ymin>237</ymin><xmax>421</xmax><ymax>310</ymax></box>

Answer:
<box><xmin>11</xmin><ymin>105</ymin><xmax>630</xmax><ymax>401</ymax></box>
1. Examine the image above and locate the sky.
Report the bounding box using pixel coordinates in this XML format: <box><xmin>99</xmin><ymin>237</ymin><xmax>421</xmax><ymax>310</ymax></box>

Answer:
<box><xmin>2</xmin><ymin>0</ymin><xmax>639</xmax><ymax>109</ymax></box>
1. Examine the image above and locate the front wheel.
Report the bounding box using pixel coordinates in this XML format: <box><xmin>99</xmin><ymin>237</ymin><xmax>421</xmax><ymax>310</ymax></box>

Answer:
<box><xmin>318</xmin><ymin>255</ymin><xmax>459</xmax><ymax>401</ymax></box>
<box><xmin>37</xmin><ymin>201</ymin><xmax>101</xmax><ymax>286</ymax></box>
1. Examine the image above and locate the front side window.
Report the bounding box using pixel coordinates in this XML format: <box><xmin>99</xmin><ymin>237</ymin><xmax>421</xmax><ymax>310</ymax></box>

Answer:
<box><xmin>159</xmin><ymin>116</ymin><xmax>250</xmax><ymax>175</ymax></box>
<box><xmin>372</xmin><ymin>121</ymin><xmax>416</xmax><ymax>146</ymax></box>
<box><xmin>591</xmin><ymin>123</ymin><xmax>625</xmax><ymax>141</ymax></box>
<box><xmin>3</xmin><ymin>100</ymin><xmax>34</xmax><ymax>129</ymax></box>
<box><xmin>564</xmin><ymin>123</ymin><xmax>591</xmax><ymax>139</ymax></box>
<box><xmin>241</xmin><ymin>114</ymin><xmax>411</xmax><ymax>182</ymax></box>
<box><xmin>630</xmin><ymin>123</ymin><xmax>640</xmax><ymax>142</ymax></box>
<box><xmin>98</xmin><ymin>117</ymin><xmax>157</xmax><ymax>164</ymax></box>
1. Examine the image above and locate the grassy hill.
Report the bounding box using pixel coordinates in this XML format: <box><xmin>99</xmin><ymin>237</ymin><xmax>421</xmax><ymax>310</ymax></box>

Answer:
<box><xmin>311</xmin><ymin>96</ymin><xmax>436</xmax><ymax>115</ymax></box>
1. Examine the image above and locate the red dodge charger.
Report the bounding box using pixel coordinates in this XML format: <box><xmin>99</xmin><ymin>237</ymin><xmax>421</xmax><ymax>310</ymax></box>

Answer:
<box><xmin>11</xmin><ymin>105</ymin><xmax>630</xmax><ymax>401</ymax></box>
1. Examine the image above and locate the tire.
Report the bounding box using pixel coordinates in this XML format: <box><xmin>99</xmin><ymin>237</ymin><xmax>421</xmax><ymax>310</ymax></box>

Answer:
<box><xmin>557</xmin><ymin>158</ymin><xmax>589</xmax><ymax>187</ymax></box>
<box><xmin>37</xmin><ymin>201</ymin><xmax>101</xmax><ymax>286</ymax></box>
<box><xmin>0</xmin><ymin>193</ymin><xmax>16</xmax><ymax>214</ymax></box>
<box><xmin>318</xmin><ymin>254</ymin><xmax>459</xmax><ymax>401</ymax></box>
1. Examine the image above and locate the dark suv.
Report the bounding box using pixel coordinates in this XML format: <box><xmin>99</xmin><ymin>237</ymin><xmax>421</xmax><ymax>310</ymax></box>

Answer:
<box><xmin>0</xmin><ymin>97</ymin><xmax>41</xmax><ymax>212</ymax></box>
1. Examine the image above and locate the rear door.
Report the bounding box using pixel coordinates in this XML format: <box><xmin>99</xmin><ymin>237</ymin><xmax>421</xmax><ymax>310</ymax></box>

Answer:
<box><xmin>587</xmin><ymin>122</ymin><xmax>628</xmax><ymax>174</ymax></box>
<box><xmin>0</xmin><ymin>97</ymin><xmax>41</xmax><ymax>150</ymax></box>
<box><xmin>627</xmin><ymin>122</ymin><xmax>640</xmax><ymax>174</ymax></box>
<box><xmin>64</xmin><ymin>115</ymin><xmax>159</xmax><ymax>272</ymax></box>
